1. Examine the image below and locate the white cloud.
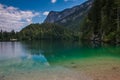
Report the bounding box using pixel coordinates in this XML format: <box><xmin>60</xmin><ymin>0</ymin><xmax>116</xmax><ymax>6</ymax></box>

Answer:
<box><xmin>43</xmin><ymin>11</ymin><xmax>49</xmax><ymax>16</ymax></box>
<box><xmin>51</xmin><ymin>0</ymin><xmax>57</xmax><ymax>3</ymax></box>
<box><xmin>0</xmin><ymin>4</ymin><xmax>40</xmax><ymax>32</ymax></box>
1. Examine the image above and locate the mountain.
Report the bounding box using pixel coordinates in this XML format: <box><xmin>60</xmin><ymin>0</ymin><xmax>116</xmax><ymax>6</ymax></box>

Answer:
<box><xmin>44</xmin><ymin>0</ymin><xmax>93</xmax><ymax>30</ymax></box>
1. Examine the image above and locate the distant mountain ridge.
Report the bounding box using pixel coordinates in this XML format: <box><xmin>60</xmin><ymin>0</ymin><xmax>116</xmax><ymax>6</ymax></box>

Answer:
<box><xmin>44</xmin><ymin>0</ymin><xmax>93</xmax><ymax>30</ymax></box>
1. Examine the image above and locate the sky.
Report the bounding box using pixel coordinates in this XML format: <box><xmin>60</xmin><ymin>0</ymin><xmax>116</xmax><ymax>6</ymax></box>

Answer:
<box><xmin>0</xmin><ymin>0</ymin><xmax>87</xmax><ymax>31</ymax></box>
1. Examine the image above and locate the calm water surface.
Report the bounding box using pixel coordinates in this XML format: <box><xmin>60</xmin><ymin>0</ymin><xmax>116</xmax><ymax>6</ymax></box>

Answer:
<box><xmin>0</xmin><ymin>41</ymin><xmax>120</xmax><ymax>77</ymax></box>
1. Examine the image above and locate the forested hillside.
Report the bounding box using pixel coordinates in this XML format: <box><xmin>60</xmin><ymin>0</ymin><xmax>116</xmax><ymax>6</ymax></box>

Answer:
<box><xmin>0</xmin><ymin>23</ymin><xmax>79</xmax><ymax>41</ymax></box>
<box><xmin>81</xmin><ymin>0</ymin><xmax>120</xmax><ymax>43</ymax></box>
<box><xmin>19</xmin><ymin>23</ymin><xmax>78</xmax><ymax>40</ymax></box>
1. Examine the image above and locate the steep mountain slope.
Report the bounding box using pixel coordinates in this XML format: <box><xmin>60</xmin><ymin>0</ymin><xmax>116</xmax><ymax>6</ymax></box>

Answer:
<box><xmin>44</xmin><ymin>0</ymin><xmax>93</xmax><ymax>30</ymax></box>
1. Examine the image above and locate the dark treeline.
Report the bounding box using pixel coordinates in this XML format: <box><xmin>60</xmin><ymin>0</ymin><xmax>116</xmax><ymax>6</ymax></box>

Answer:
<box><xmin>19</xmin><ymin>23</ymin><xmax>80</xmax><ymax>40</ymax></box>
<box><xmin>81</xmin><ymin>0</ymin><xmax>120</xmax><ymax>43</ymax></box>
<box><xmin>0</xmin><ymin>30</ymin><xmax>19</xmax><ymax>41</ymax></box>
<box><xmin>0</xmin><ymin>23</ymin><xmax>80</xmax><ymax>41</ymax></box>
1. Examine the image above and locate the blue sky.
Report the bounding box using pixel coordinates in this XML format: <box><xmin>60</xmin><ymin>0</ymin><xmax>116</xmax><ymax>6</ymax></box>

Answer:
<box><xmin>0</xmin><ymin>0</ymin><xmax>87</xmax><ymax>31</ymax></box>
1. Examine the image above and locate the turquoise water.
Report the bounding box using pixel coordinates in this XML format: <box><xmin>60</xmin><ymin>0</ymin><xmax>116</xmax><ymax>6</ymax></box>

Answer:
<box><xmin>0</xmin><ymin>41</ymin><xmax>120</xmax><ymax>79</ymax></box>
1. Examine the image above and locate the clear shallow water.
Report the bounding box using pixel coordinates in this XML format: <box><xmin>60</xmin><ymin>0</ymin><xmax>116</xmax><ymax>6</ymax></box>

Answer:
<box><xmin>0</xmin><ymin>41</ymin><xmax>120</xmax><ymax>80</ymax></box>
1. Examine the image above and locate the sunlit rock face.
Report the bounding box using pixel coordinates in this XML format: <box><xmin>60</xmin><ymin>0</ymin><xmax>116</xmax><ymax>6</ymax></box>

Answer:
<box><xmin>44</xmin><ymin>0</ymin><xmax>93</xmax><ymax>29</ymax></box>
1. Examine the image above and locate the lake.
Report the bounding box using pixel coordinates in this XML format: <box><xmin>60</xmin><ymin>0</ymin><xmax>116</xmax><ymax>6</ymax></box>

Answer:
<box><xmin>0</xmin><ymin>41</ymin><xmax>120</xmax><ymax>80</ymax></box>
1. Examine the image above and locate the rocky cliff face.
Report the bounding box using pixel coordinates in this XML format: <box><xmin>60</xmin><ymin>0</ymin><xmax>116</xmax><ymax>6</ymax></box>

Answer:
<box><xmin>44</xmin><ymin>0</ymin><xmax>93</xmax><ymax>29</ymax></box>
